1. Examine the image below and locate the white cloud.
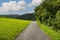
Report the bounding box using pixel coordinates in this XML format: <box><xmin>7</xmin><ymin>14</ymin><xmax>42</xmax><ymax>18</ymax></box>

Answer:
<box><xmin>0</xmin><ymin>0</ymin><xmax>43</xmax><ymax>12</ymax></box>
<box><xmin>0</xmin><ymin>0</ymin><xmax>27</xmax><ymax>12</ymax></box>
<box><xmin>29</xmin><ymin>0</ymin><xmax>43</xmax><ymax>6</ymax></box>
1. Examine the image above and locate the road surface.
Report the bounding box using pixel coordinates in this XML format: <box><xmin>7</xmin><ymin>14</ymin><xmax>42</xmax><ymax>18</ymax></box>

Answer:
<box><xmin>15</xmin><ymin>21</ymin><xmax>51</xmax><ymax>40</ymax></box>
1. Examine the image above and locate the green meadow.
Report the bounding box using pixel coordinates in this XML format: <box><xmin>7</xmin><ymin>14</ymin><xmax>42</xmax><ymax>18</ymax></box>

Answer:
<box><xmin>0</xmin><ymin>18</ymin><xmax>31</xmax><ymax>40</ymax></box>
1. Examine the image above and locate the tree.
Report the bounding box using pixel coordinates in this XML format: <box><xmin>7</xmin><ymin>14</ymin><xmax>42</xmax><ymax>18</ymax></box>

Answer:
<box><xmin>34</xmin><ymin>0</ymin><xmax>60</xmax><ymax>31</ymax></box>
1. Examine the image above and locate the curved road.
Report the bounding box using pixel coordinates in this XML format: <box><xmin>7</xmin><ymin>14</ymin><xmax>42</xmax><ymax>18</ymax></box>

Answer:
<box><xmin>15</xmin><ymin>21</ymin><xmax>51</xmax><ymax>40</ymax></box>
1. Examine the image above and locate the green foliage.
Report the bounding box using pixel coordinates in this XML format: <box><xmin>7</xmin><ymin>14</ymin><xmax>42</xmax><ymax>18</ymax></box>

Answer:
<box><xmin>0</xmin><ymin>18</ymin><xmax>31</xmax><ymax>40</ymax></box>
<box><xmin>34</xmin><ymin>0</ymin><xmax>60</xmax><ymax>31</ymax></box>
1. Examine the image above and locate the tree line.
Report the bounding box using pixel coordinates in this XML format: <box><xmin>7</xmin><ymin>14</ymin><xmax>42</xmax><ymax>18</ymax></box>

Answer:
<box><xmin>34</xmin><ymin>0</ymin><xmax>60</xmax><ymax>31</ymax></box>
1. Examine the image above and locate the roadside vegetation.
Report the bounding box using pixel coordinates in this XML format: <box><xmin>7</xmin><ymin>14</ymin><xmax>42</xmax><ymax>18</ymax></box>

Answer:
<box><xmin>0</xmin><ymin>18</ymin><xmax>31</xmax><ymax>40</ymax></box>
<box><xmin>34</xmin><ymin>0</ymin><xmax>60</xmax><ymax>40</ymax></box>
<box><xmin>37</xmin><ymin>19</ymin><xmax>60</xmax><ymax>40</ymax></box>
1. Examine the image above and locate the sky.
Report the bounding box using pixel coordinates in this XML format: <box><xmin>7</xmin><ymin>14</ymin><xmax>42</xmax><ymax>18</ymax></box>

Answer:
<box><xmin>0</xmin><ymin>0</ymin><xmax>43</xmax><ymax>15</ymax></box>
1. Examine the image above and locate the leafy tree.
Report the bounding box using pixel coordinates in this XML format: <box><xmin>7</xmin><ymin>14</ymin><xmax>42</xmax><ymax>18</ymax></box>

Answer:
<box><xmin>34</xmin><ymin>0</ymin><xmax>60</xmax><ymax>31</ymax></box>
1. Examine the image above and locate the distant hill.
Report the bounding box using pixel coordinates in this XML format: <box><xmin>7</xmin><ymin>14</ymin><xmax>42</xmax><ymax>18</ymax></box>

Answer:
<box><xmin>0</xmin><ymin>13</ymin><xmax>36</xmax><ymax>21</ymax></box>
<box><xmin>16</xmin><ymin>13</ymin><xmax>36</xmax><ymax>21</ymax></box>
<box><xmin>0</xmin><ymin>14</ymin><xmax>18</xmax><ymax>18</ymax></box>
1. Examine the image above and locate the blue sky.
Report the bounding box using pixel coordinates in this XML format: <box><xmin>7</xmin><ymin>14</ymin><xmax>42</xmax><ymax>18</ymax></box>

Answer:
<box><xmin>0</xmin><ymin>0</ymin><xmax>32</xmax><ymax>6</ymax></box>
<box><xmin>0</xmin><ymin>0</ymin><xmax>42</xmax><ymax>15</ymax></box>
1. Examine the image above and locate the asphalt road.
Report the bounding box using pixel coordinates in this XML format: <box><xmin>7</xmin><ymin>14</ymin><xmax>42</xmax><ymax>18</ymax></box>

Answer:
<box><xmin>15</xmin><ymin>21</ymin><xmax>51</xmax><ymax>40</ymax></box>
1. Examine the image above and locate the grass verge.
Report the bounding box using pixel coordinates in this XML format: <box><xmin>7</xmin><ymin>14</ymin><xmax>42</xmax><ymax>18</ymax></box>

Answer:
<box><xmin>37</xmin><ymin>19</ymin><xmax>60</xmax><ymax>40</ymax></box>
<box><xmin>0</xmin><ymin>18</ymin><xmax>31</xmax><ymax>40</ymax></box>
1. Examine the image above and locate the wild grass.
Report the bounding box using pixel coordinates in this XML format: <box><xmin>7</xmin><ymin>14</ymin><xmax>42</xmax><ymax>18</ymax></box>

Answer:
<box><xmin>0</xmin><ymin>18</ymin><xmax>31</xmax><ymax>40</ymax></box>
<box><xmin>37</xmin><ymin>19</ymin><xmax>60</xmax><ymax>40</ymax></box>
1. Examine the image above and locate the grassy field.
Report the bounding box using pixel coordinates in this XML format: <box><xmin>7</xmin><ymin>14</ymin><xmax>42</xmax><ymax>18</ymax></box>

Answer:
<box><xmin>37</xmin><ymin>19</ymin><xmax>60</xmax><ymax>40</ymax></box>
<box><xmin>0</xmin><ymin>18</ymin><xmax>31</xmax><ymax>40</ymax></box>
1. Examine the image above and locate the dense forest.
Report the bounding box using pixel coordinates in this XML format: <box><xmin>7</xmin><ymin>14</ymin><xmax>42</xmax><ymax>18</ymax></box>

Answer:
<box><xmin>34</xmin><ymin>0</ymin><xmax>60</xmax><ymax>31</ymax></box>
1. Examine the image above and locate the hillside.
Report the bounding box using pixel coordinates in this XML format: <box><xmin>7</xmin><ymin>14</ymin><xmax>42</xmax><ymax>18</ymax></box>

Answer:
<box><xmin>16</xmin><ymin>13</ymin><xmax>36</xmax><ymax>21</ymax></box>
<box><xmin>0</xmin><ymin>13</ymin><xmax>36</xmax><ymax>21</ymax></box>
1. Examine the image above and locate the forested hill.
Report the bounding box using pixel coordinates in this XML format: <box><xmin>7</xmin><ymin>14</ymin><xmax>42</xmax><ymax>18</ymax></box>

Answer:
<box><xmin>16</xmin><ymin>13</ymin><xmax>36</xmax><ymax>21</ymax></box>
<box><xmin>0</xmin><ymin>14</ymin><xmax>18</xmax><ymax>18</ymax></box>
<box><xmin>0</xmin><ymin>13</ymin><xmax>36</xmax><ymax>21</ymax></box>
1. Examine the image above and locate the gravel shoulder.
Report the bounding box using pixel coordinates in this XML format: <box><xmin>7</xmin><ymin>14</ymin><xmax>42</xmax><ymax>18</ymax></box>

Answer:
<box><xmin>15</xmin><ymin>21</ymin><xmax>51</xmax><ymax>40</ymax></box>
